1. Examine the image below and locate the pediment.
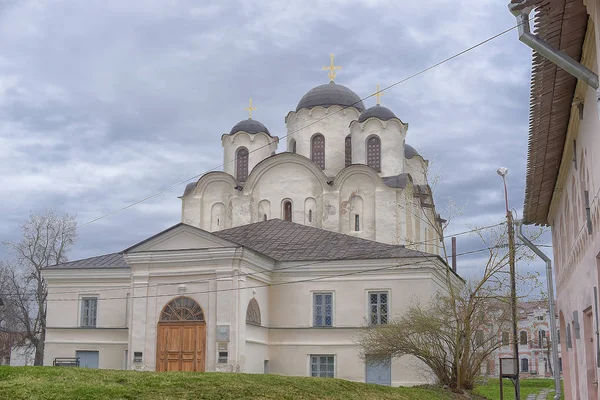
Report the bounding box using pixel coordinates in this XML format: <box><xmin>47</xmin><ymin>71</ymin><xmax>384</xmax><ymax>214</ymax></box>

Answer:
<box><xmin>124</xmin><ymin>223</ymin><xmax>238</xmax><ymax>253</ymax></box>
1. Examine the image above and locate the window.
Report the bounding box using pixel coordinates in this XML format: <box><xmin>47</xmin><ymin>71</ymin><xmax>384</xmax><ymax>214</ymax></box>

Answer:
<box><xmin>218</xmin><ymin>352</ymin><xmax>228</xmax><ymax>364</ymax></box>
<box><xmin>283</xmin><ymin>200</ymin><xmax>292</xmax><ymax>222</ymax></box>
<box><xmin>556</xmin><ymin>329</ymin><xmax>560</xmax><ymax>343</ymax></box>
<box><xmin>536</xmin><ymin>315</ymin><xmax>544</xmax><ymax>321</ymax></box>
<box><xmin>263</xmin><ymin>214</ymin><xmax>267</xmax><ymax>221</ymax></box>
<box><xmin>369</xmin><ymin>291</ymin><xmax>388</xmax><ymax>325</ymax></box>
<box><xmin>502</xmin><ymin>332</ymin><xmax>510</xmax><ymax>346</ymax></box>
<box><xmin>345</xmin><ymin>135</ymin><xmax>352</xmax><ymax>167</ymax></box>
<box><xmin>308</xmin><ymin>209</ymin><xmax>312</xmax><ymax>223</ymax></box>
<box><xmin>520</xmin><ymin>358</ymin><xmax>529</xmax><ymax>373</ymax></box>
<box><xmin>311</xmin><ymin>134</ymin><xmax>325</xmax><ymax>169</ymax></box>
<box><xmin>310</xmin><ymin>355</ymin><xmax>334</xmax><ymax>378</ymax></box>
<box><xmin>573</xmin><ymin>139</ymin><xmax>577</xmax><ymax>170</ymax></box>
<box><xmin>538</xmin><ymin>329</ymin><xmax>546</xmax><ymax>347</ymax></box>
<box><xmin>354</xmin><ymin>215</ymin><xmax>360</xmax><ymax>231</ymax></box>
<box><xmin>313</xmin><ymin>292</ymin><xmax>333</xmax><ymax>327</ymax></box>
<box><xmin>236</xmin><ymin>147</ymin><xmax>249</xmax><ymax>181</ymax></box>
<box><xmin>476</xmin><ymin>330</ymin><xmax>484</xmax><ymax>347</ymax></box>
<box><xmin>566</xmin><ymin>323</ymin><xmax>572</xmax><ymax>349</ymax></box>
<box><xmin>160</xmin><ymin>296</ymin><xmax>205</xmax><ymax>321</ymax></box>
<box><xmin>519</xmin><ymin>330</ymin><xmax>527</xmax><ymax>345</ymax></box>
<box><xmin>81</xmin><ymin>297</ymin><xmax>98</xmax><ymax>327</ymax></box>
<box><xmin>366</xmin><ymin>136</ymin><xmax>381</xmax><ymax>172</ymax></box>
<box><xmin>246</xmin><ymin>298</ymin><xmax>261</xmax><ymax>326</ymax></box>
<box><xmin>290</xmin><ymin>139</ymin><xmax>297</xmax><ymax>153</ymax></box>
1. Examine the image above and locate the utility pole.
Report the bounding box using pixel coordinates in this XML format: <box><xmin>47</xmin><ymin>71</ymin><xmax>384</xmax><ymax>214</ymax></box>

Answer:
<box><xmin>497</xmin><ymin>167</ymin><xmax>520</xmax><ymax>400</ymax></box>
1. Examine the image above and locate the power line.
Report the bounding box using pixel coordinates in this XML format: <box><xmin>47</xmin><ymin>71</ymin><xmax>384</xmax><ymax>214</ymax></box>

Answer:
<box><xmin>77</xmin><ymin>23</ymin><xmax>521</xmax><ymax>229</ymax></box>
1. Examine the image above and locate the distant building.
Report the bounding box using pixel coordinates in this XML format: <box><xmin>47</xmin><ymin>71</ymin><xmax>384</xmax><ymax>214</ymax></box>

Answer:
<box><xmin>10</xmin><ymin>343</ymin><xmax>35</xmax><ymax>367</ymax></box>
<box><xmin>513</xmin><ymin>0</ymin><xmax>600</xmax><ymax>398</ymax></box>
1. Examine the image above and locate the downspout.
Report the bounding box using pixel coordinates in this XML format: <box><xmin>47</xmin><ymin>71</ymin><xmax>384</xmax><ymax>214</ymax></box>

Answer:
<box><xmin>515</xmin><ymin>220</ymin><xmax>561</xmax><ymax>400</ymax></box>
<box><xmin>508</xmin><ymin>1</ymin><xmax>600</xmax><ymax>118</ymax></box>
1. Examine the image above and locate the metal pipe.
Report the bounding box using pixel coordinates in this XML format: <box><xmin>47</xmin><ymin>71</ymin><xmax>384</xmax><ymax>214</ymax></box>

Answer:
<box><xmin>508</xmin><ymin>2</ymin><xmax>599</xmax><ymax>90</ymax></box>
<box><xmin>515</xmin><ymin>220</ymin><xmax>561</xmax><ymax>400</ymax></box>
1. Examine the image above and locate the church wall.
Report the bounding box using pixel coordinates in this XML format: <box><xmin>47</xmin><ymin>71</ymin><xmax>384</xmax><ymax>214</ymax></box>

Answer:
<box><xmin>285</xmin><ymin>106</ymin><xmax>360</xmax><ymax>177</ymax></box>
<box><xmin>350</xmin><ymin>119</ymin><xmax>405</xmax><ymax>176</ymax></box>
<box><xmin>222</xmin><ymin>132</ymin><xmax>277</xmax><ymax>178</ymax></box>
<box><xmin>375</xmin><ymin>188</ymin><xmax>400</xmax><ymax>245</ymax></box>
<box><xmin>337</xmin><ymin>172</ymin><xmax>376</xmax><ymax>240</ymax></box>
<box><xmin>197</xmin><ymin>180</ymin><xmax>235</xmax><ymax>231</ymax></box>
<box><xmin>404</xmin><ymin>157</ymin><xmax>428</xmax><ymax>185</ymax></box>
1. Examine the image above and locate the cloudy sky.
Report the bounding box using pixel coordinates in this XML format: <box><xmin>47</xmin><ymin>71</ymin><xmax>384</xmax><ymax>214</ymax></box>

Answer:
<box><xmin>0</xmin><ymin>0</ymin><xmax>551</xmax><ymax>279</ymax></box>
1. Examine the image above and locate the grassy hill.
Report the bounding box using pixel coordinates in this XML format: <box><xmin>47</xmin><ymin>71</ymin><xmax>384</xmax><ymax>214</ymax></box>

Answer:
<box><xmin>0</xmin><ymin>366</ymin><xmax>472</xmax><ymax>400</ymax></box>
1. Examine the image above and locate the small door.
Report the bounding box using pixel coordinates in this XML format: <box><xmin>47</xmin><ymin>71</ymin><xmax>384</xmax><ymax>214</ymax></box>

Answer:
<box><xmin>76</xmin><ymin>351</ymin><xmax>99</xmax><ymax>369</ymax></box>
<box><xmin>366</xmin><ymin>357</ymin><xmax>391</xmax><ymax>386</ymax></box>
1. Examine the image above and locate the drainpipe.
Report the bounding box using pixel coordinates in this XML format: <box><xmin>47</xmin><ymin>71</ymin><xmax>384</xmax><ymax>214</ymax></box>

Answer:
<box><xmin>515</xmin><ymin>220</ymin><xmax>561</xmax><ymax>400</ymax></box>
<box><xmin>508</xmin><ymin>1</ymin><xmax>600</xmax><ymax>119</ymax></box>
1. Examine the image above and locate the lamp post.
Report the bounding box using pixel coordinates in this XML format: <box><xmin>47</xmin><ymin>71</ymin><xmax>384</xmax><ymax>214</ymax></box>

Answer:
<box><xmin>497</xmin><ymin>167</ymin><xmax>520</xmax><ymax>400</ymax></box>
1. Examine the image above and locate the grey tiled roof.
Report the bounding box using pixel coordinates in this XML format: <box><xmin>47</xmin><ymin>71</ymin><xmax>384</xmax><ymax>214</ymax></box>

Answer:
<box><xmin>382</xmin><ymin>173</ymin><xmax>410</xmax><ymax>189</ymax></box>
<box><xmin>229</xmin><ymin>119</ymin><xmax>270</xmax><ymax>135</ymax></box>
<box><xmin>296</xmin><ymin>82</ymin><xmax>365</xmax><ymax>112</ymax></box>
<box><xmin>45</xmin><ymin>252</ymin><xmax>127</xmax><ymax>270</ymax></box>
<box><xmin>358</xmin><ymin>105</ymin><xmax>398</xmax><ymax>123</ymax></box>
<box><xmin>214</xmin><ymin>219</ymin><xmax>433</xmax><ymax>262</ymax></box>
<box><xmin>405</xmin><ymin>144</ymin><xmax>420</xmax><ymax>159</ymax></box>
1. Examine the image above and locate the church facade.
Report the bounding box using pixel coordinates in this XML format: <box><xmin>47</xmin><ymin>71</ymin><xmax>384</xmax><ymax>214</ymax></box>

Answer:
<box><xmin>42</xmin><ymin>62</ymin><xmax>459</xmax><ymax>386</ymax></box>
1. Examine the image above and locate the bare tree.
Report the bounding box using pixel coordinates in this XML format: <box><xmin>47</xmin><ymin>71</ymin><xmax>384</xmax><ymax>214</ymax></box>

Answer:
<box><xmin>357</xmin><ymin>224</ymin><xmax>541</xmax><ymax>390</ymax></box>
<box><xmin>2</xmin><ymin>211</ymin><xmax>77</xmax><ymax>365</ymax></box>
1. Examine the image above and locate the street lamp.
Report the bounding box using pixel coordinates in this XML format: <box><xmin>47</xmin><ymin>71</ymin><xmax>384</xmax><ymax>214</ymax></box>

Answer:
<box><xmin>497</xmin><ymin>167</ymin><xmax>520</xmax><ymax>400</ymax></box>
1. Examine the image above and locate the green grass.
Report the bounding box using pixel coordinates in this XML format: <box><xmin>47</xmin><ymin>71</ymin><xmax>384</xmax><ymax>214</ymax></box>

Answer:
<box><xmin>0</xmin><ymin>366</ymin><xmax>473</xmax><ymax>400</ymax></box>
<box><xmin>472</xmin><ymin>378</ymin><xmax>560</xmax><ymax>400</ymax></box>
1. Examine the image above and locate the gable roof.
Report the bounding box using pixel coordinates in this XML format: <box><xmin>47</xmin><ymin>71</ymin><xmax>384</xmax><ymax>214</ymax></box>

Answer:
<box><xmin>44</xmin><ymin>252</ymin><xmax>127</xmax><ymax>270</ymax></box>
<box><xmin>518</xmin><ymin>0</ymin><xmax>590</xmax><ymax>225</ymax></box>
<box><xmin>212</xmin><ymin>219</ymin><xmax>433</xmax><ymax>262</ymax></box>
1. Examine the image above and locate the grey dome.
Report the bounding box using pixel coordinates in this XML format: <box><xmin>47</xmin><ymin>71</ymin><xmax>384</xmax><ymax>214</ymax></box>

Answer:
<box><xmin>358</xmin><ymin>105</ymin><xmax>398</xmax><ymax>123</ymax></box>
<box><xmin>296</xmin><ymin>82</ymin><xmax>365</xmax><ymax>112</ymax></box>
<box><xmin>229</xmin><ymin>119</ymin><xmax>270</xmax><ymax>135</ymax></box>
<box><xmin>405</xmin><ymin>143</ymin><xmax>419</xmax><ymax>159</ymax></box>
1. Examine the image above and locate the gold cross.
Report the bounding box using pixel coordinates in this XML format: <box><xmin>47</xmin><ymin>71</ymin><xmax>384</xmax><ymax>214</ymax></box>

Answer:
<box><xmin>322</xmin><ymin>53</ymin><xmax>341</xmax><ymax>81</ymax></box>
<box><xmin>244</xmin><ymin>98</ymin><xmax>257</xmax><ymax>119</ymax></box>
<box><xmin>374</xmin><ymin>84</ymin><xmax>384</xmax><ymax>105</ymax></box>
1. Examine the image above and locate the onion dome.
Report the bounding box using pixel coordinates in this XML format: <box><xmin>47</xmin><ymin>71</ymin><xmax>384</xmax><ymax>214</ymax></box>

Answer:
<box><xmin>357</xmin><ymin>104</ymin><xmax>398</xmax><ymax>123</ymax></box>
<box><xmin>296</xmin><ymin>81</ymin><xmax>365</xmax><ymax>112</ymax></box>
<box><xmin>229</xmin><ymin>119</ymin><xmax>270</xmax><ymax>135</ymax></box>
<box><xmin>405</xmin><ymin>143</ymin><xmax>419</xmax><ymax>159</ymax></box>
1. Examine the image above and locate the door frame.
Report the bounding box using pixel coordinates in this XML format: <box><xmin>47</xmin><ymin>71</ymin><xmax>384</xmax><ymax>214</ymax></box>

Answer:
<box><xmin>365</xmin><ymin>356</ymin><xmax>392</xmax><ymax>386</ymax></box>
<box><xmin>156</xmin><ymin>320</ymin><xmax>206</xmax><ymax>372</ymax></box>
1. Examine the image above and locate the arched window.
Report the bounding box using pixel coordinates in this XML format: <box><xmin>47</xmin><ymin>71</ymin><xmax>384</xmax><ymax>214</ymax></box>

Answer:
<box><xmin>519</xmin><ymin>330</ymin><xmax>528</xmax><ymax>345</ymax></box>
<box><xmin>366</xmin><ymin>136</ymin><xmax>381</xmax><ymax>172</ymax></box>
<box><xmin>246</xmin><ymin>298</ymin><xmax>261</xmax><ymax>326</ymax></box>
<box><xmin>283</xmin><ymin>200</ymin><xmax>292</xmax><ymax>222</ymax></box>
<box><xmin>311</xmin><ymin>134</ymin><xmax>325</xmax><ymax>169</ymax></box>
<box><xmin>263</xmin><ymin>214</ymin><xmax>267</xmax><ymax>221</ymax></box>
<box><xmin>160</xmin><ymin>296</ymin><xmax>204</xmax><ymax>322</ymax></box>
<box><xmin>520</xmin><ymin>358</ymin><xmax>529</xmax><ymax>372</ymax></box>
<box><xmin>290</xmin><ymin>140</ymin><xmax>297</xmax><ymax>154</ymax></box>
<box><xmin>236</xmin><ymin>147</ymin><xmax>249</xmax><ymax>181</ymax></box>
<box><xmin>345</xmin><ymin>135</ymin><xmax>352</xmax><ymax>167</ymax></box>
<box><xmin>308</xmin><ymin>209</ymin><xmax>312</xmax><ymax>223</ymax></box>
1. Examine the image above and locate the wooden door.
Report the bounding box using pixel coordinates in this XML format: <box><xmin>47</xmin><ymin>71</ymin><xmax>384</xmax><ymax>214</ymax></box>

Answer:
<box><xmin>156</xmin><ymin>323</ymin><xmax>205</xmax><ymax>372</ymax></box>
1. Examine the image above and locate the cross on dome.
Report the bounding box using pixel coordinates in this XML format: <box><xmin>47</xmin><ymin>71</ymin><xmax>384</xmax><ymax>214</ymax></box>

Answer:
<box><xmin>374</xmin><ymin>84</ymin><xmax>384</xmax><ymax>105</ymax></box>
<box><xmin>245</xmin><ymin>98</ymin><xmax>257</xmax><ymax>119</ymax></box>
<box><xmin>322</xmin><ymin>53</ymin><xmax>341</xmax><ymax>82</ymax></box>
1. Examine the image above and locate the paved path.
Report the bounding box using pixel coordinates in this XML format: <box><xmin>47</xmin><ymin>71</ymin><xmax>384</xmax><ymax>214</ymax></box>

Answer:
<box><xmin>526</xmin><ymin>389</ymin><xmax>551</xmax><ymax>400</ymax></box>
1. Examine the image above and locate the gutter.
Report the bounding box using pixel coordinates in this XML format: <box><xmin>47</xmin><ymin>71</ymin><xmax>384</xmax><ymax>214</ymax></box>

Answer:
<box><xmin>515</xmin><ymin>220</ymin><xmax>561</xmax><ymax>400</ymax></box>
<box><xmin>508</xmin><ymin>1</ymin><xmax>600</xmax><ymax>118</ymax></box>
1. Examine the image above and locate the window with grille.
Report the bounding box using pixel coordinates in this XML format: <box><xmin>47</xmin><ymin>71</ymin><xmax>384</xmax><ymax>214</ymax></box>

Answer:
<box><xmin>345</xmin><ymin>136</ymin><xmax>352</xmax><ymax>167</ymax></box>
<box><xmin>311</xmin><ymin>134</ymin><xmax>325</xmax><ymax>169</ymax></box>
<box><xmin>502</xmin><ymin>332</ymin><xmax>510</xmax><ymax>346</ymax></box>
<box><xmin>283</xmin><ymin>201</ymin><xmax>292</xmax><ymax>222</ymax></box>
<box><xmin>369</xmin><ymin>291</ymin><xmax>388</xmax><ymax>325</ymax></box>
<box><xmin>246</xmin><ymin>298</ymin><xmax>261</xmax><ymax>326</ymax></box>
<box><xmin>519</xmin><ymin>330</ymin><xmax>528</xmax><ymax>345</ymax></box>
<box><xmin>236</xmin><ymin>147</ymin><xmax>249</xmax><ymax>181</ymax></box>
<box><xmin>310</xmin><ymin>355</ymin><xmax>334</xmax><ymax>378</ymax></box>
<box><xmin>366</xmin><ymin>136</ymin><xmax>381</xmax><ymax>172</ymax></box>
<box><xmin>81</xmin><ymin>297</ymin><xmax>98</xmax><ymax>327</ymax></box>
<box><xmin>313</xmin><ymin>293</ymin><xmax>333</xmax><ymax>327</ymax></box>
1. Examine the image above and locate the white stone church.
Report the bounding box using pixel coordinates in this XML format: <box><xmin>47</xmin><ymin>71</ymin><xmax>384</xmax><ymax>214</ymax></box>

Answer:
<box><xmin>43</xmin><ymin>60</ymin><xmax>461</xmax><ymax>386</ymax></box>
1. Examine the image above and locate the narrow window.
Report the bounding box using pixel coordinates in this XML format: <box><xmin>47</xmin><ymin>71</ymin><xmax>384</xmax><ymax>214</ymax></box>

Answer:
<box><xmin>354</xmin><ymin>214</ymin><xmax>360</xmax><ymax>231</ymax></box>
<box><xmin>369</xmin><ymin>292</ymin><xmax>388</xmax><ymax>325</ymax></box>
<box><xmin>81</xmin><ymin>297</ymin><xmax>98</xmax><ymax>327</ymax></box>
<box><xmin>345</xmin><ymin>135</ymin><xmax>352</xmax><ymax>167</ymax></box>
<box><xmin>283</xmin><ymin>201</ymin><xmax>292</xmax><ymax>222</ymax></box>
<box><xmin>476</xmin><ymin>330</ymin><xmax>484</xmax><ymax>347</ymax></box>
<box><xmin>502</xmin><ymin>332</ymin><xmax>510</xmax><ymax>346</ymax></box>
<box><xmin>290</xmin><ymin>140</ymin><xmax>297</xmax><ymax>154</ymax></box>
<box><xmin>310</xmin><ymin>355</ymin><xmax>335</xmax><ymax>378</ymax></box>
<box><xmin>263</xmin><ymin>214</ymin><xmax>267</xmax><ymax>221</ymax></box>
<box><xmin>538</xmin><ymin>329</ymin><xmax>546</xmax><ymax>347</ymax></box>
<box><xmin>519</xmin><ymin>330</ymin><xmax>527</xmax><ymax>345</ymax></box>
<box><xmin>311</xmin><ymin>134</ymin><xmax>325</xmax><ymax>169</ymax></box>
<box><xmin>520</xmin><ymin>358</ymin><xmax>529</xmax><ymax>373</ymax></box>
<box><xmin>573</xmin><ymin>139</ymin><xmax>577</xmax><ymax>170</ymax></box>
<box><xmin>366</xmin><ymin>136</ymin><xmax>381</xmax><ymax>172</ymax></box>
<box><xmin>313</xmin><ymin>292</ymin><xmax>333</xmax><ymax>327</ymax></box>
<box><xmin>566</xmin><ymin>323</ymin><xmax>572</xmax><ymax>348</ymax></box>
<box><xmin>556</xmin><ymin>329</ymin><xmax>560</xmax><ymax>343</ymax></box>
<box><xmin>236</xmin><ymin>147</ymin><xmax>249</xmax><ymax>181</ymax></box>
<box><xmin>308</xmin><ymin>209</ymin><xmax>312</xmax><ymax>223</ymax></box>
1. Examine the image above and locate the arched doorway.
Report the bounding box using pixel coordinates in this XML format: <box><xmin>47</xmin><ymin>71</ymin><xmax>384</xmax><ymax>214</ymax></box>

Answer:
<box><xmin>156</xmin><ymin>296</ymin><xmax>206</xmax><ymax>372</ymax></box>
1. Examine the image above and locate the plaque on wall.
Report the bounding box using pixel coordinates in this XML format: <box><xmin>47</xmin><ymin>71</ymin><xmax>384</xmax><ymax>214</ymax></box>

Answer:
<box><xmin>216</xmin><ymin>325</ymin><xmax>230</xmax><ymax>342</ymax></box>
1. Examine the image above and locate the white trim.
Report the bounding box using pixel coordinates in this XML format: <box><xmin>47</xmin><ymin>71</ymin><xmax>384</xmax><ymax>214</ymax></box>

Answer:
<box><xmin>245</xmin><ymin>339</ymin><xmax>268</xmax><ymax>345</ymax></box>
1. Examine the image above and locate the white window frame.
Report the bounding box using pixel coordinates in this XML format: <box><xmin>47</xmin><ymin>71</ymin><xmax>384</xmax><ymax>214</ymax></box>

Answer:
<box><xmin>311</xmin><ymin>291</ymin><xmax>334</xmax><ymax>327</ymax></box>
<box><xmin>80</xmin><ymin>296</ymin><xmax>98</xmax><ymax>328</ymax></box>
<box><xmin>308</xmin><ymin>354</ymin><xmax>336</xmax><ymax>378</ymax></box>
<box><xmin>366</xmin><ymin>290</ymin><xmax>390</xmax><ymax>325</ymax></box>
